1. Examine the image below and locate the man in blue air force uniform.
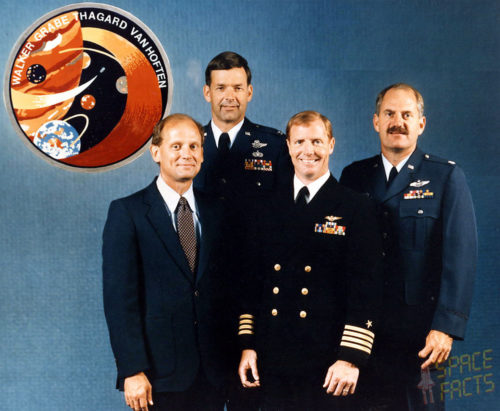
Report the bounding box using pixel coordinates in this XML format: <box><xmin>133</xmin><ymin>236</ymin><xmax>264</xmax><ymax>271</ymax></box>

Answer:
<box><xmin>194</xmin><ymin>51</ymin><xmax>292</xmax><ymax>411</ymax></box>
<box><xmin>103</xmin><ymin>114</ymin><xmax>230</xmax><ymax>411</ymax></box>
<box><xmin>194</xmin><ymin>51</ymin><xmax>292</xmax><ymax>201</ymax></box>
<box><xmin>238</xmin><ymin>111</ymin><xmax>383</xmax><ymax>410</ymax></box>
<box><xmin>340</xmin><ymin>84</ymin><xmax>477</xmax><ymax>410</ymax></box>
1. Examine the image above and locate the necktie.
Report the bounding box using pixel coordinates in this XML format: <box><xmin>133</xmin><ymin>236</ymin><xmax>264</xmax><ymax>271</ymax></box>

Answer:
<box><xmin>218</xmin><ymin>132</ymin><xmax>230</xmax><ymax>156</ymax></box>
<box><xmin>295</xmin><ymin>186</ymin><xmax>310</xmax><ymax>206</ymax></box>
<box><xmin>387</xmin><ymin>166</ymin><xmax>398</xmax><ymax>187</ymax></box>
<box><xmin>176</xmin><ymin>197</ymin><xmax>198</xmax><ymax>273</ymax></box>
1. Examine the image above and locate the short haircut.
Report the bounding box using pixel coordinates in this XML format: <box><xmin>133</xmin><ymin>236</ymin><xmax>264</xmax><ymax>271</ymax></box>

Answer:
<box><xmin>205</xmin><ymin>51</ymin><xmax>252</xmax><ymax>86</ymax></box>
<box><xmin>286</xmin><ymin>111</ymin><xmax>333</xmax><ymax>140</ymax></box>
<box><xmin>151</xmin><ymin>113</ymin><xmax>204</xmax><ymax>146</ymax></box>
<box><xmin>375</xmin><ymin>83</ymin><xmax>425</xmax><ymax>117</ymax></box>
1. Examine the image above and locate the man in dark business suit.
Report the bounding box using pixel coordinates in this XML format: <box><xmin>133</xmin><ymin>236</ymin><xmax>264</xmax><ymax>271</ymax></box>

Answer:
<box><xmin>238</xmin><ymin>111</ymin><xmax>383</xmax><ymax>410</ymax></box>
<box><xmin>340</xmin><ymin>84</ymin><xmax>477</xmax><ymax>410</ymax></box>
<box><xmin>103</xmin><ymin>114</ymin><xmax>229</xmax><ymax>411</ymax></box>
<box><xmin>194</xmin><ymin>51</ymin><xmax>292</xmax><ymax>201</ymax></box>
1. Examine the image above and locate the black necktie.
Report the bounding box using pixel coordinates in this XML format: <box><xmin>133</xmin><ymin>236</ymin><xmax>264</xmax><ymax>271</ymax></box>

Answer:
<box><xmin>218</xmin><ymin>132</ymin><xmax>230</xmax><ymax>156</ymax></box>
<box><xmin>295</xmin><ymin>186</ymin><xmax>310</xmax><ymax>206</ymax></box>
<box><xmin>176</xmin><ymin>197</ymin><xmax>198</xmax><ymax>273</ymax></box>
<box><xmin>387</xmin><ymin>166</ymin><xmax>398</xmax><ymax>187</ymax></box>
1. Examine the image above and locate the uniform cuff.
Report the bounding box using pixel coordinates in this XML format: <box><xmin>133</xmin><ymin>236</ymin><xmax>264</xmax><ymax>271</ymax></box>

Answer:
<box><xmin>238</xmin><ymin>314</ymin><xmax>256</xmax><ymax>350</ymax></box>
<box><xmin>338</xmin><ymin>324</ymin><xmax>374</xmax><ymax>367</ymax></box>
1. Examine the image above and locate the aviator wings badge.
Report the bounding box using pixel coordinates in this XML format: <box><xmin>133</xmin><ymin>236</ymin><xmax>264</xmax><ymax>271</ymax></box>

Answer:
<box><xmin>252</xmin><ymin>139</ymin><xmax>268</xmax><ymax>149</ymax></box>
<box><xmin>410</xmin><ymin>180</ymin><xmax>430</xmax><ymax>188</ymax></box>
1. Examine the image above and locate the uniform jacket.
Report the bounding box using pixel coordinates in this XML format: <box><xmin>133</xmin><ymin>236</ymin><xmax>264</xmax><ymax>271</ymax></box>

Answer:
<box><xmin>340</xmin><ymin>148</ymin><xmax>477</xmax><ymax>340</ymax></box>
<box><xmin>194</xmin><ymin>118</ymin><xmax>292</xmax><ymax>200</ymax></box>
<box><xmin>102</xmin><ymin>180</ymin><xmax>231</xmax><ymax>392</ymax></box>
<box><xmin>238</xmin><ymin>176</ymin><xmax>383</xmax><ymax>376</ymax></box>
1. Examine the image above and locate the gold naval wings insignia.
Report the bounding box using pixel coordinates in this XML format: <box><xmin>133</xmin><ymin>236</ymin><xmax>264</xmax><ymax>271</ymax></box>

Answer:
<box><xmin>325</xmin><ymin>216</ymin><xmax>342</xmax><ymax>222</ymax></box>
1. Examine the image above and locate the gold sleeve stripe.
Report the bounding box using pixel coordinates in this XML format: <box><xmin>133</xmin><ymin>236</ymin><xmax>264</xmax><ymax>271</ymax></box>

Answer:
<box><xmin>238</xmin><ymin>330</ymin><xmax>254</xmax><ymax>335</ymax></box>
<box><xmin>239</xmin><ymin>314</ymin><xmax>254</xmax><ymax>319</ymax></box>
<box><xmin>341</xmin><ymin>336</ymin><xmax>372</xmax><ymax>349</ymax></box>
<box><xmin>239</xmin><ymin>325</ymin><xmax>253</xmax><ymax>330</ymax></box>
<box><xmin>344</xmin><ymin>325</ymin><xmax>375</xmax><ymax>339</ymax></box>
<box><xmin>239</xmin><ymin>319</ymin><xmax>253</xmax><ymax>325</ymax></box>
<box><xmin>340</xmin><ymin>341</ymin><xmax>372</xmax><ymax>354</ymax></box>
<box><xmin>343</xmin><ymin>330</ymin><xmax>374</xmax><ymax>344</ymax></box>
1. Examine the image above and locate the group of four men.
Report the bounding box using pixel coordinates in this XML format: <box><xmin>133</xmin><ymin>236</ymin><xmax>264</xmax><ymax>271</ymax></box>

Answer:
<box><xmin>103</xmin><ymin>52</ymin><xmax>477</xmax><ymax>410</ymax></box>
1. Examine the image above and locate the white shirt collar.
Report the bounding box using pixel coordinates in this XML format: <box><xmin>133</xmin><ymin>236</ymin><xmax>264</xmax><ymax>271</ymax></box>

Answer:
<box><xmin>210</xmin><ymin>118</ymin><xmax>245</xmax><ymax>148</ymax></box>
<box><xmin>293</xmin><ymin>171</ymin><xmax>331</xmax><ymax>203</ymax></box>
<box><xmin>156</xmin><ymin>175</ymin><xmax>197</xmax><ymax>216</ymax></box>
<box><xmin>381</xmin><ymin>153</ymin><xmax>411</xmax><ymax>180</ymax></box>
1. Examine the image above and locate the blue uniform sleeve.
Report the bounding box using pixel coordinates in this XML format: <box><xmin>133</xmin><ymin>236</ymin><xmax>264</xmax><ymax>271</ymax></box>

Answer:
<box><xmin>431</xmin><ymin>166</ymin><xmax>477</xmax><ymax>339</ymax></box>
<box><xmin>102</xmin><ymin>200</ymin><xmax>150</xmax><ymax>380</ymax></box>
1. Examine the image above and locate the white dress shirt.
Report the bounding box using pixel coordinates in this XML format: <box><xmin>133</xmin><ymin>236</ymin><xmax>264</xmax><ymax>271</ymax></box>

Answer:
<box><xmin>293</xmin><ymin>171</ymin><xmax>331</xmax><ymax>203</ymax></box>
<box><xmin>381</xmin><ymin>153</ymin><xmax>411</xmax><ymax>181</ymax></box>
<box><xmin>156</xmin><ymin>175</ymin><xmax>201</xmax><ymax>236</ymax></box>
<box><xmin>210</xmin><ymin>119</ymin><xmax>244</xmax><ymax>149</ymax></box>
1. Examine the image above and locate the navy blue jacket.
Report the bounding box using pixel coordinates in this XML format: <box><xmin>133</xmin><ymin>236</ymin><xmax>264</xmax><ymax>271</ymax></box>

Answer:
<box><xmin>340</xmin><ymin>148</ymin><xmax>477</xmax><ymax>340</ymax></box>
<box><xmin>238</xmin><ymin>176</ymin><xmax>383</xmax><ymax>376</ymax></box>
<box><xmin>102</xmin><ymin>180</ymin><xmax>231</xmax><ymax>392</ymax></box>
<box><xmin>194</xmin><ymin>118</ymin><xmax>292</xmax><ymax>200</ymax></box>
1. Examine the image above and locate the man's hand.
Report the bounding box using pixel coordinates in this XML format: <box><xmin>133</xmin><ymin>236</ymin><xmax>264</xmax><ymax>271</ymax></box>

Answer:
<box><xmin>323</xmin><ymin>360</ymin><xmax>359</xmax><ymax>396</ymax></box>
<box><xmin>238</xmin><ymin>349</ymin><xmax>260</xmax><ymax>388</ymax></box>
<box><xmin>418</xmin><ymin>329</ymin><xmax>453</xmax><ymax>369</ymax></box>
<box><xmin>124</xmin><ymin>372</ymin><xmax>153</xmax><ymax>411</ymax></box>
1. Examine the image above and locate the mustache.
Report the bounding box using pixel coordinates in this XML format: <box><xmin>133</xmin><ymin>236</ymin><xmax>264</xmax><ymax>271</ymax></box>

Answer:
<box><xmin>387</xmin><ymin>126</ymin><xmax>408</xmax><ymax>135</ymax></box>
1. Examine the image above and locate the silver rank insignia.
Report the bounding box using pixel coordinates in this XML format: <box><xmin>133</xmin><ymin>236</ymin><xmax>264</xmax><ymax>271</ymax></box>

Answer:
<box><xmin>252</xmin><ymin>139</ymin><xmax>268</xmax><ymax>149</ymax></box>
<box><xmin>410</xmin><ymin>180</ymin><xmax>430</xmax><ymax>188</ymax></box>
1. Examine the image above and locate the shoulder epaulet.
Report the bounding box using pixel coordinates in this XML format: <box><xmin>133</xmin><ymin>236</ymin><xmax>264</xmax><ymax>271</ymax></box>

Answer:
<box><xmin>347</xmin><ymin>155</ymin><xmax>379</xmax><ymax>169</ymax></box>
<box><xmin>249</xmin><ymin>121</ymin><xmax>283</xmax><ymax>137</ymax></box>
<box><xmin>422</xmin><ymin>153</ymin><xmax>457</xmax><ymax>166</ymax></box>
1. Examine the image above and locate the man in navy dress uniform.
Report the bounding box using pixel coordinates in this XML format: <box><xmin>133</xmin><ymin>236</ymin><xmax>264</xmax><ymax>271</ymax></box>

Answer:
<box><xmin>103</xmin><ymin>114</ymin><xmax>230</xmax><ymax>411</ymax></box>
<box><xmin>340</xmin><ymin>84</ymin><xmax>477</xmax><ymax>410</ymax></box>
<box><xmin>238</xmin><ymin>111</ymin><xmax>383</xmax><ymax>410</ymax></box>
<box><xmin>194</xmin><ymin>51</ymin><xmax>292</xmax><ymax>201</ymax></box>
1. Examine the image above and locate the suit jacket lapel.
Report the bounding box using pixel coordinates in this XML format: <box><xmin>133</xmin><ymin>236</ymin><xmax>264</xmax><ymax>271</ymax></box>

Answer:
<box><xmin>308</xmin><ymin>175</ymin><xmax>342</xmax><ymax>210</ymax></box>
<box><xmin>143</xmin><ymin>181</ymin><xmax>194</xmax><ymax>282</ymax></box>
<box><xmin>381</xmin><ymin>148</ymin><xmax>423</xmax><ymax>203</ymax></box>
<box><xmin>203</xmin><ymin>123</ymin><xmax>218</xmax><ymax>161</ymax></box>
<box><xmin>231</xmin><ymin>118</ymin><xmax>251</xmax><ymax>155</ymax></box>
<box><xmin>194</xmin><ymin>193</ymin><xmax>215</xmax><ymax>284</ymax></box>
<box><xmin>369</xmin><ymin>157</ymin><xmax>388</xmax><ymax>203</ymax></box>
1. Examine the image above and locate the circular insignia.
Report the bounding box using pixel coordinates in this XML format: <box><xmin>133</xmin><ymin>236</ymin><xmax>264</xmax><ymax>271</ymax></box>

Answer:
<box><xmin>4</xmin><ymin>3</ymin><xmax>173</xmax><ymax>172</ymax></box>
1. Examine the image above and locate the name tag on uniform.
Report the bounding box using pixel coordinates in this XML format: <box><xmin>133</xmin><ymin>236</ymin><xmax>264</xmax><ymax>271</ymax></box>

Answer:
<box><xmin>404</xmin><ymin>189</ymin><xmax>434</xmax><ymax>199</ymax></box>
<box><xmin>244</xmin><ymin>159</ymin><xmax>273</xmax><ymax>171</ymax></box>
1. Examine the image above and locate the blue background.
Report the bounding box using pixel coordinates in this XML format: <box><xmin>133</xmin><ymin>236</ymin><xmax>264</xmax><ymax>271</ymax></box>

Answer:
<box><xmin>1</xmin><ymin>0</ymin><xmax>498</xmax><ymax>409</ymax></box>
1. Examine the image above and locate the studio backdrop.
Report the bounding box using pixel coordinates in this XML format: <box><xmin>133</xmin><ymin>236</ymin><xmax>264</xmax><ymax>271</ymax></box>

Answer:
<box><xmin>1</xmin><ymin>0</ymin><xmax>498</xmax><ymax>409</ymax></box>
